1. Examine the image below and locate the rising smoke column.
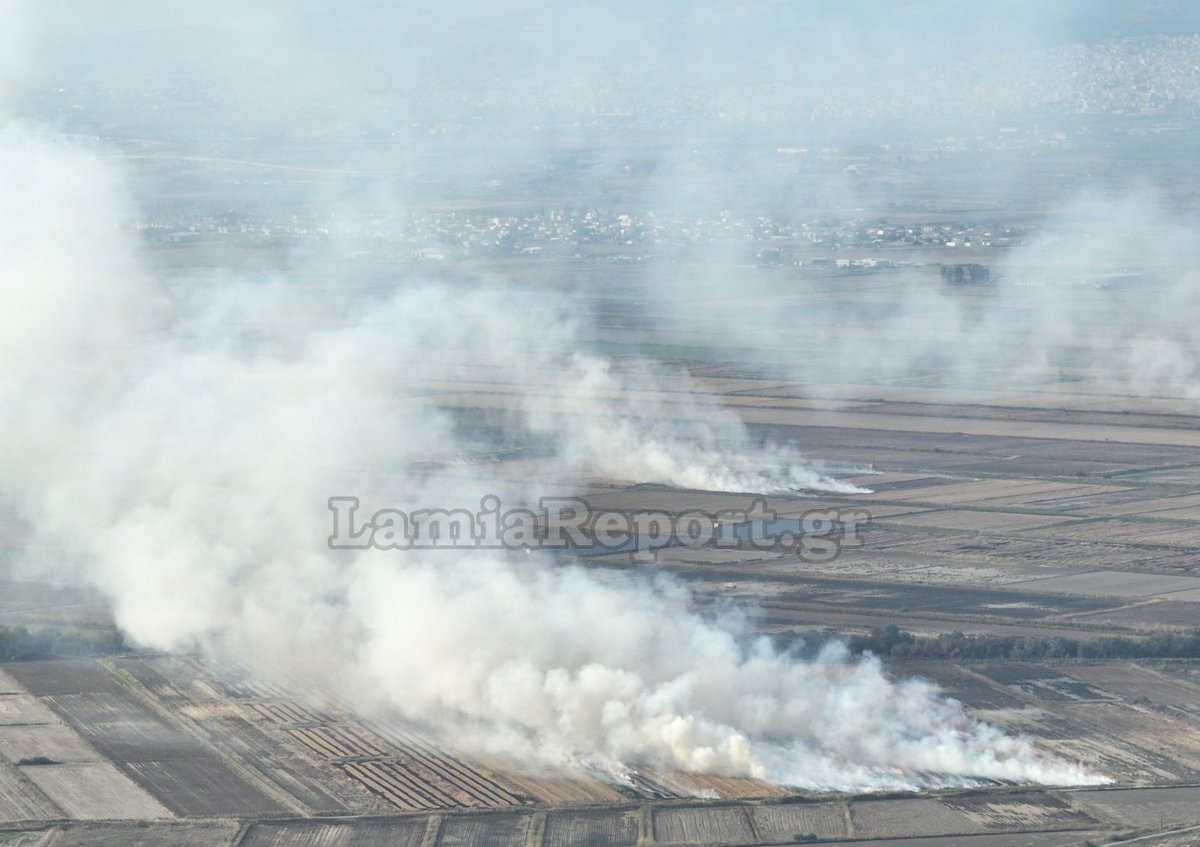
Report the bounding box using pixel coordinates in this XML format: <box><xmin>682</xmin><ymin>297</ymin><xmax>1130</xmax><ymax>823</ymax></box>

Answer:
<box><xmin>344</xmin><ymin>555</ymin><xmax>1100</xmax><ymax>789</ymax></box>
<box><xmin>0</xmin><ymin>124</ymin><xmax>1106</xmax><ymax>790</ymax></box>
<box><xmin>0</xmin><ymin>4</ymin><xmax>1105</xmax><ymax>791</ymax></box>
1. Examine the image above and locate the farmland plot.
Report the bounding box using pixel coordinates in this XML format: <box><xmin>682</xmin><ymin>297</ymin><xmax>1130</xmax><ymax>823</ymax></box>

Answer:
<box><xmin>44</xmin><ymin>692</ymin><xmax>212</xmax><ymax>763</ymax></box>
<box><xmin>2</xmin><ymin>662</ymin><xmax>129</xmax><ymax>698</ymax></box>
<box><xmin>653</xmin><ymin>806</ymin><xmax>756</xmax><ymax>845</ymax></box>
<box><xmin>0</xmin><ymin>695</ymin><xmax>54</xmax><ymax>726</ymax></box>
<box><xmin>542</xmin><ymin>809</ymin><xmax>639</xmax><ymax>847</ymax></box>
<box><xmin>940</xmin><ymin>792</ymin><xmax>1098</xmax><ymax>830</ymax></box>
<box><xmin>51</xmin><ymin>821</ymin><xmax>240</xmax><ymax>847</ymax></box>
<box><xmin>436</xmin><ymin>813</ymin><xmax>530</xmax><ymax>847</ymax></box>
<box><xmin>19</xmin><ymin>762</ymin><xmax>170</xmax><ymax>820</ymax></box>
<box><xmin>791</xmin><ymin>831</ymin><xmax>1103</xmax><ymax>847</ymax></box>
<box><xmin>850</xmin><ymin>798</ymin><xmax>986</xmax><ymax>838</ymax></box>
<box><xmin>1061</xmin><ymin>665</ymin><xmax>1200</xmax><ymax>714</ymax></box>
<box><xmin>665</xmin><ymin>773</ymin><xmax>788</xmax><ymax>800</ymax></box>
<box><xmin>483</xmin><ymin>767</ymin><xmax>625</xmax><ymax>806</ymax></box>
<box><xmin>241</xmin><ymin>818</ymin><xmax>426</xmax><ymax>847</ymax></box>
<box><xmin>751</xmin><ymin>802</ymin><xmax>849</xmax><ymax>841</ymax></box>
<box><xmin>0</xmin><ymin>759</ymin><xmax>54</xmax><ymax>822</ymax></box>
<box><xmin>1073</xmin><ymin>785</ymin><xmax>1200</xmax><ymax>829</ymax></box>
<box><xmin>0</xmin><ymin>662</ymin><xmax>293</xmax><ymax>816</ymax></box>
<box><xmin>124</xmin><ymin>757</ymin><xmax>289</xmax><ymax>816</ymax></box>
<box><xmin>0</xmin><ymin>723</ymin><xmax>99</xmax><ymax>764</ymax></box>
<box><xmin>1061</xmin><ymin>702</ymin><xmax>1200</xmax><ymax>775</ymax></box>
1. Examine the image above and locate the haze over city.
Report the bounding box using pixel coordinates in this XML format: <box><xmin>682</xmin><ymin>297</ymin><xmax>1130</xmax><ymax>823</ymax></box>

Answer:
<box><xmin>2</xmin><ymin>3</ymin><xmax>1200</xmax><ymax>846</ymax></box>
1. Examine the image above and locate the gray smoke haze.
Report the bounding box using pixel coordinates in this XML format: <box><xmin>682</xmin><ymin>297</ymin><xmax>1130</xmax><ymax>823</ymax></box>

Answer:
<box><xmin>648</xmin><ymin>185</ymin><xmax>1200</xmax><ymax>402</ymax></box>
<box><xmin>0</xmin><ymin>1</ymin><xmax>1140</xmax><ymax>791</ymax></box>
<box><xmin>2</xmin><ymin>128</ymin><xmax>1095</xmax><ymax>788</ymax></box>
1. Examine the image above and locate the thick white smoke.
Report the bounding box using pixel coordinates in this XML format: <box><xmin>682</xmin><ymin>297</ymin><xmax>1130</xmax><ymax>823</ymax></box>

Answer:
<box><xmin>0</xmin><ymin>0</ymin><xmax>1113</xmax><ymax>793</ymax></box>
<box><xmin>649</xmin><ymin>184</ymin><xmax>1200</xmax><ymax>402</ymax></box>
<box><xmin>344</xmin><ymin>557</ymin><xmax>1099</xmax><ymax>789</ymax></box>
<box><xmin>0</xmin><ymin>120</ymin><xmax>1105</xmax><ymax>791</ymax></box>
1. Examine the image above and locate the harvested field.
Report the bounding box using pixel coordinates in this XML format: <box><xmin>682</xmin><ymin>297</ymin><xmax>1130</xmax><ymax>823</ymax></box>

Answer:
<box><xmin>1073</xmin><ymin>785</ymin><xmax>1200</xmax><ymax>829</ymax></box>
<box><xmin>1061</xmin><ymin>665</ymin><xmax>1200</xmax><ymax>713</ymax></box>
<box><xmin>901</xmin><ymin>666</ymin><xmax>1027</xmax><ymax>711</ymax></box>
<box><xmin>223</xmin><ymin>670</ymin><xmax>524</xmax><ymax>813</ymax></box>
<box><xmin>866</xmin><ymin>480</ymin><xmax>1081</xmax><ymax>506</ymax></box>
<box><xmin>751</xmin><ymin>802</ymin><xmax>849</xmax><ymax>841</ymax></box>
<box><xmin>611</xmin><ymin>769</ymin><xmax>684</xmax><ymax>801</ymax></box>
<box><xmin>0</xmin><ymin>760</ymin><xmax>53</xmax><ymax>822</ymax></box>
<box><xmin>46</xmin><ymin>692</ymin><xmax>213</xmax><ymax>762</ymax></box>
<box><xmin>653</xmin><ymin>805</ymin><xmax>756</xmax><ymax>845</ymax></box>
<box><xmin>123</xmin><ymin>660</ymin><xmax>350</xmax><ymax>814</ymax></box>
<box><xmin>0</xmin><ymin>696</ymin><xmax>54</xmax><ymax>726</ymax></box>
<box><xmin>1061</xmin><ymin>702</ymin><xmax>1200</xmax><ymax>775</ymax></box>
<box><xmin>482</xmin><ymin>768</ymin><xmax>625</xmax><ymax>806</ymax></box>
<box><xmin>769</xmin><ymin>577</ymin><xmax>1111</xmax><ymax>620</ymax></box>
<box><xmin>369</xmin><ymin>724</ymin><xmax>526</xmax><ymax>808</ymax></box>
<box><xmin>940</xmin><ymin>792</ymin><xmax>1098</xmax><ymax>830</ymax></box>
<box><xmin>51</xmin><ymin>821</ymin><xmax>240</xmax><ymax>847</ymax></box>
<box><xmin>1070</xmin><ymin>600</ymin><xmax>1200</xmax><ymax>629</ymax></box>
<box><xmin>0</xmin><ymin>661</ymin><xmax>296</xmax><ymax>817</ymax></box>
<box><xmin>971</xmin><ymin>667</ymin><xmax>1110</xmax><ymax>704</ymax></box>
<box><xmin>1022</xmin><ymin>518</ymin><xmax>1200</xmax><ymax>547</ymax></box>
<box><xmin>876</xmin><ymin>509</ymin><xmax>1075</xmax><ymax>532</ymax></box>
<box><xmin>436</xmin><ymin>813</ymin><xmax>531</xmax><ymax>847</ymax></box>
<box><xmin>882</xmin><ymin>534</ymin><xmax>1190</xmax><ymax>570</ymax></box>
<box><xmin>2</xmin><ymin>662</ymin><xmax>128</xmax><ymax>698</ymax></box>
<box><xmin>241</xmin><ymin>818</ymin><xmax>427</xmax><ymax>847</ymax></box>
<box><xmin>790</xmin><ymin>831</ymin><xmax>1103</xmax><ymax>847</ymax></box>
<box><xmin>542</xmin><ymin>809</ymin><xmax>639</xmax><ymax>847</ymax></box>
<box><xmin>338</xmin><ymin>760</ymin><xmax>457</xmax><ymax>810</ymax></box>
<box><xmin>19</xmin><ymin>762</ymin><xmax>170</xmax><ymax>820</ymax></box>
<box><xmin>245</xmin><ymin>701</ymin><xmax>329</xmax><ymax>725</ymax></box>
<box><xmin>1091</xmin><ymin>493</ymin><xmax>1200</xmax><ymax>517</ymax></box>
<box><xmin>851</xmin><ymin>798</ymin><xmax>985</xmax><ymax>838</ymax></box>
<box><xmin>124</xmin><ymin>758</ymin><xmax>289</xmax><ymax>816</ymax></box>
<box><xmin>288</xmin><ymin>725</ymin><xmax>391</xmax><ymax>759</ymax></box>
<box><xmin>0</xmin><ymin>724</ymin><xmax>99</xmax><ymax>764</ymax></box>
<box><xmin>1013</xmin><ymin>570</ymin><xmax>1200</xmax><ymax>600</ymax></box>
<box><xmin>666</xmin><ymin>774</ymin><xmax>789</xmax><ymax>800</ymax></box>
<box><xmin>977</xmin><ymin>665</ymin><xmax>1060</xmax><ymax>686</ymax></box>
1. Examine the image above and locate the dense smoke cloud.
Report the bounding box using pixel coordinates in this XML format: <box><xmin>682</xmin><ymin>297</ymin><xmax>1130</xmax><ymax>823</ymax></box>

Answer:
<box><xmin>652</xmin><ymin>186</ymin><xmax>1200</xmax><ymax>401</ymax></box>
<box><xmin>0</xmin><ymin>127</ymin><xmax>1099</xmax><ymax>789</ymax></box>
<box><xmin>0</xmin><ymin>1</ymin><xmax>1115</xmax><ymax>792</ymax></box>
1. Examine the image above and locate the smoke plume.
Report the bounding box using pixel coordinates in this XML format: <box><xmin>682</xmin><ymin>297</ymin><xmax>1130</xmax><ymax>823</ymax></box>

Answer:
<box><xmin>0</xmin><ymin>1</ymin><xmax>1110</xmax><ymax>793</ymax></box>
<box><xmin>0</xmin><ymin>124</ymin><xmax>1105</xmax><ymax>792</ymax></box>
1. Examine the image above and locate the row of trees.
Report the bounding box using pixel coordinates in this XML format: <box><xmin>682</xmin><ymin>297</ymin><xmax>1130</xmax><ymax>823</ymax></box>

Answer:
<box><xmin>849</xmin><ymin>624</ymin><xmax>1200</xmax><ymax>661</ymax></box>
<box><xmin>0</xmin><ymin>625</ymin><xmax>126</xmax><ymax>662</ymax></box>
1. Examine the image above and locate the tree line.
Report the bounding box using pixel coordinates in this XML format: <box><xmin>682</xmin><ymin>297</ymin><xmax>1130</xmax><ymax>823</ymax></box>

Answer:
<box><xmin>0</xmin><ymin>625</ymin><xmax>126</xmax><ymax>662</ymax></box>
<box><xmin>848</xmin><ymin>624</ymin><xmax>1200</xmax><ymax>661</ymax></box>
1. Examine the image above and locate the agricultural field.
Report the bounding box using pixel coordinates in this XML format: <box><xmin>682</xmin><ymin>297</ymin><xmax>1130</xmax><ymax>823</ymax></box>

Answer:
<box><xmin>435</xmin><ymin>813</ymin><xmax>532</xmax><ymax>847</ymax></box>
<box><xmin>653</xmin><ymin>805</ymin><xmax>758</xmax><ymax>845</ymax></box>
<box><xmin>786</xmin><ymin>831</ymin><xmax>1103</xmax><ymax>847</ymax></box>
<box><xmin>0</xmin><ymin>761</ymin><xmax>51</xmax><ymax>823</ymax></box>
<box><xmin>18</xmin><ymin>762</ymin><xmax>169</xmax><ymax>821</ymax></box>
<box><xmin>849</xmin><ymin>798</ymin><xmax>988</xmax><ymax>839</ymax></box>
<box><xmin>541</xmin><ymin>809</ymin><xmax>640</xmax><ymax>847</ymax></box>
<box><xmin>750</xmin><ymin>802</ymin><xmax>849</xmax><ymax>841</ymax></box>
<box><xmin>6</xmin><ymin>180</ymin><xmax>1200</xmax><ymax>847</ymax></box>
<box><xmin>1072</xmin><ymin>785</ymin><xmax>1200</xmax><ymax>830</ymax></box>
<box><xmin>49</xmin><ymin>821</ymin><xmax>240</xmax><ymax>847</ymax></box>
<box><xmin>241</xmin><ymin>818</ymin><xmax>427</xmax><ymax>847</ymax></box>
<box><xmin>5</xmin><ymin>378</ymin><xmax>1200</xmax><ymax>843</ymax></box>
<box><xmin>939</xmin><ymin>792</ymin><xmax>1099</xmax><ymax>831</ymax></box>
